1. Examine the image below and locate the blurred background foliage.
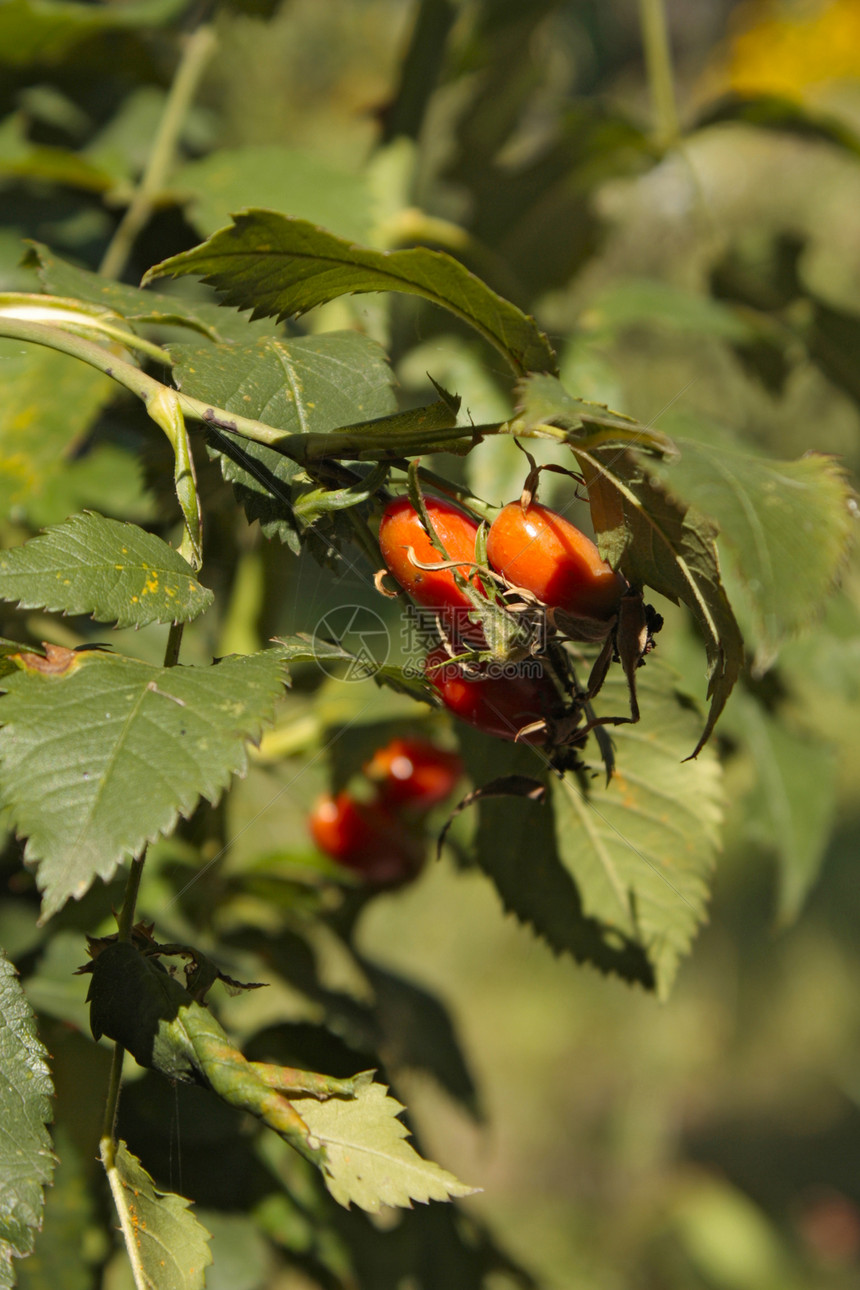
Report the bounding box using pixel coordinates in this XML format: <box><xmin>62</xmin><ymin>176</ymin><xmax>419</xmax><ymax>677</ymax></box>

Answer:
<box><xmin>2</xmin><ymin>0</ymin><xmax>860</xmax><ymax>1287</ymax></box>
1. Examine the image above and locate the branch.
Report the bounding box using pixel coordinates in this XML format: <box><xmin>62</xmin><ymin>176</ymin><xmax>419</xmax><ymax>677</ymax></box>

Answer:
<box><xmin>99</xmin><ymin>24</ymin><xmax>218</xmax><ymax>280</ymax></box>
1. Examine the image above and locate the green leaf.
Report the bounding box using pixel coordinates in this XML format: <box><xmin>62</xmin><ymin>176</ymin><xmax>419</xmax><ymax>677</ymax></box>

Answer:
<box><xmin>171</xmin><ymin>331</ymin><xmax>397</xmax><ymax>437</ymax></box>
<box><xmin>193</xmin><ymin>1211</ymin><xmax>270</xmax><ymax>1290</ymax></box>
<box><xmin>653</xmin><ymin>427</ymin><xmax>855</xmax><ymax>666</ymax></box>
<box><xmin>293</xmin><ymin>1080</ymin><xmax>477</xmax><ymax>1212</ymax></box>
<box><xmin>0</xmin><ymin>513</ymin><xmax>213</xmax><ymax>628</ymax></box>
<box><xmin>457</xmin><ymin>658</ymin><xmax>722</xmax><ymax>996</ymax></box>
<box><xmin>24</xmin><ymin>931</ymin><xmax>91</xmax><ymax>1034</ymax></box>
<box><xmin>298</xmin><ymin>400</ymin><xmax>471</xmax><ymax>463</ymax></box>
<box><xmin>24</xmin><ymin>243</ymin><xmax>225</xmax><ymax>342</ymax></box>
<box><xmin>0</xmin><ymin>117</ymin><xmax>113</xmax><ymax>192</ymax></box>
<box><xmin>273</xmin><ymin>634</ymin><xmax>357</xmax><ymax>670</ymax></box>
<box><xmin>102</xmin><ymin>1141</ymin><xmax>211</xmax><ymax>1290</ymax></box>
<box><xmin>0</xmin><ymin>341</ymin><xmax>117</xmax><ymax>526</ymax></box>
<box><xmin>173</xmin><ymin>330</ymin><xmax>396</xmax><ymax>547</ymax></box>
<box><xmin>580</xmin><ymin>278</ymin><xmax>758</xmax><ymax>343</ymax></box>
<box><xmin>359</xmin><ymin>959</ymin><xmax>482</xmax><ymax>1119</ymax></box>
<box><xmin>23</xmin><ymin>445</ymin><xmax>154</xmax><ymax>530</ymax></box>
<box><xmin>515</xmin><ymin>371</ymin><xmax>676</xmax><ymax>455</ymax></box>
<box><xmin>206</xmin><ymin>433</ymin><xmax>306</xmax><ymax>551</ymax></box>
<box><xmin>0</xmin><ymin>950</ymin><xmax>55</xmax><ymax>1286</ymax></box>
<box><xmin>0</xmin><ymin>640</ymin><xmax>24</xmax><ymax>682</ymax></box>
<box><xmin>86</xmin><ymin>938</ymin><xmax>449</xmax><ymax>1214</ymax></box>
<box><xmin>694</xmin><ymin>92</ymin><xmax>860</xmax><ymax>159</ymax></box>
<box><xmin>174</xmin><ymin>146</ymin><xmax>373</xmax><ymax>242</ymax></box>
<box><xmin>666</xmin><ymin>1174</ymin><xmax>799</xmax><ymax>1289</ymax></box>
<box><xmin>144</xmin><ymin>211</ymin><xmax>557</xmax><ymax>377</ymax></box>
<box><xmin>575</xmin><ymin>445</ymin><xmax>745</xmax><ymax>756</ymax></box>
<box><xmin>552</xmin><ymin>664</ymin><xmax>723</xmax><ymax>999</ymax></box>
<box><xmin>0</xmin><ymin>648</ymin><xmax>286</xmax><ymax>920</ymax></box>
<box><xmin>456</xmin><ymin>730</ymin><xmax>656</xmax><ymax>990</ymax></box>
<box><xmin>728</xmin><ymin>689</ymin><xmax>837</xmax><ymax>926</ymax></box>
<box><xmin>0</xmin><ymin>0</ymin><xmax>187</xmax><ymax>66</ymax></box>
<box><xmin>87</xmin><ymin>940</ymin><xmax>224</xmax><ymax>1083</ymax></box>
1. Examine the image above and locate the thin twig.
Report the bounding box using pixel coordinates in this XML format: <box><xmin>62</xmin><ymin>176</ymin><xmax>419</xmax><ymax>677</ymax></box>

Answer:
<box><xmin>99</xmin><ymin>24</ymin><xmax>217</xmax><ymax>280</ymax></box>
<box><xmin>638</xmin><ymin>0</ymin><xmax>680</xmax><ymax>149</ymax></box>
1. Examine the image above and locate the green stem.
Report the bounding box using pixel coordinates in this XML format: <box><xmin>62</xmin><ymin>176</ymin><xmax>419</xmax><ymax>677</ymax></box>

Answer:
<box><xmin>100</xmin><ymin>621</ymin><xmax>184</xmax><ymax>1144</ymax></box>
<box><xmin>0</xmin><ymin>316</ymin><xmax>481</xmax><ymax>458</ymax></box>
<box><xmin>99</xmin><ymin>24</ymin><xmax>217</xmax><ymax>280</ymax></box>
<box><xmin>638</xmin><ymin>0</ymin><xmax>680</xmax><ymax>148</ymax></box>
<box><xmin>164</xmin><ymin>621</ymin><xmax>185</xmax><ymax>668</ymax></box>
<box><xmin>0</xmin><ymin>314</ymin><xmax>279</xmax><ymax>434</ymax></box>
<box><xmin>115</xmin><ymin>857</ymin><xmax>146</xmax><ymax>943</ymax></box>
<box><xmin>0</xmin><ymin>317</ymin><xmax>597</xmax><ymax>465</ymax></box>
<box><xmin>59</xmin><ymin>320</ymin><xmax>173</xmax><ymax>366</ymax></box>
<box><xmin>100</xmin><ymin>854</ymin><xmax>143</xmax><ymax>1140</ymax></box>
<box><xmin>101</xmin><ymin>1044</ymin><xmax>126</xmax><ymax>1141</ymax></box>
<box><xmin>0</xmin><ymin>294</ymin><xmax>174</xmax><ymax>365</ymax></box>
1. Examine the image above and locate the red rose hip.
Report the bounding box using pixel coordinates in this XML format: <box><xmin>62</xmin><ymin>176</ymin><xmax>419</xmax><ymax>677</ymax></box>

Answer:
<box><xmin>487</xmin><ymin>501</ymin><xmax>625</xmax><ymax>620</ymax></box>
<box><xmin>308</xmin><ymin>791</ymin><xmax>423</xmax><ymax>886</ymax></box>
<box><xmin>424</xmin><ymin>647</ymin><xmax>561</xmax><ymax>744</ymax></box>
<box><xmin>364</xmin><ymin>736</ymin><xmax>463</xmax><ymax>811</ymax></box>
<box><xmin>378</xmin><ymin>495</ymin><xmax>484</xmax><ymax>612</ymax></box>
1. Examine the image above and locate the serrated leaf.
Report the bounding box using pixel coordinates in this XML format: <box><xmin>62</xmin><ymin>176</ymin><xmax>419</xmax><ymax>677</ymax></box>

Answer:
<box><xmin>171</xmin><ymin>331</ymin><xmax>397</xmax><ymax>437</ymax></box>
<box><xmin>575</xmin><ymin>445</ymin><xmax>745</xmax><ymax>756</ymax></box>
<box><xmin>0</xmin><ymin>513</ymin><xmax>213</xmax><ymax>628</ymax></box>
<box><xmin>174</xmin><ymin>146</ymin><xmax>373</xmax><ymax>242</ymax></box>
<box><xmin>456</xmin><ymin>659</ymin><xmax>722</xmax><ymax>995</ymax></box>
<box><xmin>144</xmin><ymin>211</ymin><xmax>557</xmax><ymax>377</ymax></box>
<box><xmin>102</xmin><ymin>1141</ymin><xmax>211</xmax><ymax>1290</ymax></box>
<box><xmin>516</xmin><ymin>371</ymin><xmax>676</xmax><ymax>454</ymax></box>
<box><xmin>0</xmin><ymin>950</ymin><xmax>55</xmax><ymax>1286</ymax></box>
<box><xmin>24</xmin><ymin>243</ymin><xmax>223</xmax><ymax>341</ymax></box>
<box><xmin>455</xmin><ymin>729</ymin><xmax>656</xmax><ymax>990</ymax></box>
<box><xmin>551</xmin><ymin>664</ymin><xmax>723</xmax><ymax>998</ymax></box>
<box><xmin>173</xmin><ymin>331</ymin><xmax>395</xmax><ymax>546</ymax></box>
<box><xmin>0</xmin><ymin>648</ymin><xmax>285</xmax><ymax>919</ymax></box>
<box><xmin>273</xmin><ymin>634</ymin><xmax>356</xmax><ymax>669</ymax></box>
<box><xmin>294</xmin><ymin>1080</ymin><xmax>476</xmax><ymax>1212</ymax></box>
<box><xmin>296</xmin><ymin>399</ymin><xmax>472</xmax><ymax>463</ymax></box>
<box><xmin>652</xmin><ymin>429</ymin><xmax>855</xmax><ymax>666</ymax></box>
<box><xmin>205</xmin><ymin>433</ymin><xmax>306</xmax><ymax>550</ymax></box>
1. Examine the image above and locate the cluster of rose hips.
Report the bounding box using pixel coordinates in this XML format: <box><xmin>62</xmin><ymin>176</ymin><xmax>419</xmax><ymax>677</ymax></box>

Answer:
<box><xmin>377</xmin><ymin>490</ymin><xmax>659</xmax><ymax>754</ymax></box>
<box><xmin>308</xmin><ymin>736</ymin><xmax>463</xmax><ymax>886</ymax></box>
